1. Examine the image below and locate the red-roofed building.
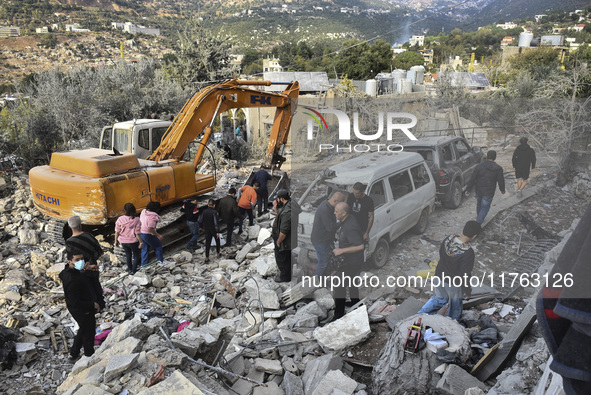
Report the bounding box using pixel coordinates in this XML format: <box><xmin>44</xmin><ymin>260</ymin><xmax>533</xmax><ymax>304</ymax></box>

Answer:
<box><xmin>573</xmin><ymin>24</ymin><xmax>585</xmax><ymax>32</ymax></box>
<box><xmin>501</xmin><ymin>36</ymin><xmax>514</xmax><ymax>46</ymax></box>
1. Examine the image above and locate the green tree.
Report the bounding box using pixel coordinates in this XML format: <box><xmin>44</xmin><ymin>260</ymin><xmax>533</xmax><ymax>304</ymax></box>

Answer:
<box><xmin>393</xmin><ymin>51</ymin><xmax>424</xmax><ymax>70</ymax></box>
<box><xmin>162</xmin><ymin>19</ymin><xmax>233</xmax><ymax>89</ymax></box>
<box><xmin>38</xmin><ymin>33</ymin><xmax>57</xmax><ymax>49</ymax></box>
<box><xmin>510</xmin><ymin>47</ymin><xmax>560</xmax><ymax>80</ymax></box>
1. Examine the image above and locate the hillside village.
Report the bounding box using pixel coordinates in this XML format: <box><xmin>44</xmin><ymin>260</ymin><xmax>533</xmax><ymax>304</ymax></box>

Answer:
<box><xmin>0</xmin><ymin>1</ymin><xmax>591</xmax><ymax>395</ymax></box>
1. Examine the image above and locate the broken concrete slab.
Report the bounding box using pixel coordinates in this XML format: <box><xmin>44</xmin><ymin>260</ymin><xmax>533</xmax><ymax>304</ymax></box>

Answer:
<box><xmin>252</xmin><ymin>256</ymin><xmax>278</xmax><ymax>277</ymax></box>
<box><xmin>257</xmin><ymin>228</ymin><xmax>272</xmax><ymax>245</ymax></box>
<box><xmin>311</xmin><ymin>369</ymin><xmax>358</xmax><ymax>395</ymax></box>
<box><xmin>302</xmin><ymin>353</ymin><xmax>343</xmax><ymax>394</ymax></box>
<box><xmin>385</xmin><ymin>296</ymin><xmax>425</xmax><ymax>330</ymax></box>
<box><xmin>103</xmin><ymin>353</ymin><xmax>139</xmax><ymax>382</ymax></box>
<box><xmin>248</xmin><ymin>225</ymin><xmax>261</xmax><ymax>240</ymax></box>
<box><xmin>0</xmin><ymin>278</ymin><xmax>24</xmax><ymax>302</ymax></box>
<box><xmin>125</xmin><ymin>272</ymin><xmax>150</xmax><ymax>286</ymax></box>
<box><xmin>136</xmin><ymin>370</ymin><xmax>204</xmax><ymax>395</ymax></box>
<box><xmin>436</xmin><ymin>364</ymin><xmax>488</xmax><ymax>394</ymax></box>
<box><xmin>79</xmin><ymin>365</ymin><xmax>105</xmax><ymax>386</ymax></box>
<box><xmin>14</xmin><ymin>342</ymin><xmax>37</xmax><ymax>365</ymax></box>
<box><xmin>236</xmin><ymin>244</ymin><xmax>255</xmax><ymax>264</ymax></box>
<box><xmin>45</xmin><ymin>263</ymin><xmax>64</xmax><ymax>282</ymax></box>
<box><xmin>231</xmin><ymin>368</ymin><xmax>265</xmax><ymax>395</ymax></box>
<box><xmin>295</xmin><ymin>301</ymin><xmax>327</xmax><ymax>321</ymax></box>
<box><xmin>282</xmin><ymin>371</ymin><xmax>304</xmax><ymax>395</ymax></box>
<box><xmin>253</xmin><ymin>381</ymin><xmax>284</xmax><ymax>395</ymax></box>
<box><xmin>71</xmin><ymin>384</ymin><xmax>111</xmax><ymax>395</ymax></box>
<box><xmin>254</xmin><ymin>358</ymin><xmax>283</xmax><ymax>375</ymax></box>
<box><xmin>313</xmin><ymin>306</ymin><xmax>371</xmax><ymax>352</ymax></box>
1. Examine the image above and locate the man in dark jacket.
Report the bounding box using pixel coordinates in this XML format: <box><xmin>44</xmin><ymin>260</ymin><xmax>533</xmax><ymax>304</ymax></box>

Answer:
<box><xmin>253</xmin><ymin>169</ymin><xmax>273</xmax><ymax>217</ymax></box>
<box><xmin>181</xmin><ymin>198</ymin><xmax>200</xmax><ymax>251</ymax></box>
<box><xmin>59</xmin><ymin>248</ymin><xmax>105</xmax><ymax>361</ymax></box>
<box><xmin>66</xmin><ymin>216</ymin><xmax>103</xmax><ymax>266</ymax></box>
<box><xmin>418</xmin><ymin>220</ymin><xmax>481</xmax><ymax>321</ymax></box>
<box><xmin>217</xmin><ymin>188</ymin><xmax>240</xmax><ymax>247</ymax></box>
<box><xmin>465</xmin><ymin>150</ymin><xmax>506</xmax><ymax>224</ymax></box>
<box><xmin>333</xmin><ymin>202</ymin><xmax>365</xmax><ymax>319</ymax></box>
<box><xmin>272</xmin><ymin>189</ymin><xmax>301</xmax><ymax>283</ymax></box>
<box><xmin>311</xmin><ymin>191</ymin><xmax>345</xmax><ymax>276</ymax></box>
<box><xmin>512</xmin><ymin>137</ymin><xmax>536</xmax><ymax>197</ymax></box>
<box><xmin>199</xmin><ymin>199</ymin><xmax>221</xmax><ymax>262</ymax></box>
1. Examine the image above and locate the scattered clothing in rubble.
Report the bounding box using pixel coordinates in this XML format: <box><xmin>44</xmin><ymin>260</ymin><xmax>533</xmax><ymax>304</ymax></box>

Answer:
<box><xmin>537</xmin><ymin>201</ymin><xmax>591</xmax><ymax>395</ymax></box>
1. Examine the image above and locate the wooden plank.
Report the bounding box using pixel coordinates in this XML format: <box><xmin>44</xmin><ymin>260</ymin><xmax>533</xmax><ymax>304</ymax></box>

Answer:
<box><xmin>385</xmin><ymin>296</ymin><xmax>425</xmax><ymax>330</ymax></box>
<box><xmin>470</xmin><ymin>342</ymin><xmax>500</xmax><ymax>376</ymax></box>
<box><xmin>475</xmin><ymin>302</ymin><xmax>537</xmax><ymax>381</ymax></box>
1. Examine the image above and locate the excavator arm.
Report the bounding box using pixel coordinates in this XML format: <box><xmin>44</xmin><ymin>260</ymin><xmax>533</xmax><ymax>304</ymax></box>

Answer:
<box><xmin>148</xmin><ymin>79</ymin><xmax>299</xmax><ymax>171</ymax></box>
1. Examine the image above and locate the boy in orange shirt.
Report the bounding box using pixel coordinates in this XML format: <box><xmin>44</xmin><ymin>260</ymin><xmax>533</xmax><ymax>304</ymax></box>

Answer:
<box><xmin>238</xmin><ymin>181</ymin><xmax>259</xmax><ymax>234</ymax></box>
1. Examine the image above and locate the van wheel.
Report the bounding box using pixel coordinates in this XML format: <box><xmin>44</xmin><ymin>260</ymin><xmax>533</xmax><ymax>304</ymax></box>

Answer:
<box><xmin>412</xmin><ymin>208</ymin><xmax>429</xmax><ymax>234</ymax></box>
<box><xmin>372</xmin><ymin>238</ymin><xmax>390</xmax><ymax>268</ymax></box>
<box><xmin>444</xmin><ymin>181</ymin><xmax>462</xmax><ymax>209</ymax></box>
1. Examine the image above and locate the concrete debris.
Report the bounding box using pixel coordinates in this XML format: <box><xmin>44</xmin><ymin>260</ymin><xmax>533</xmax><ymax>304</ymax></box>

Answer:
<box><xmin>311</xmin><ymin>369</ymin><xmax>358</xmax><ymax>395</ymax></box>
<box><xmin>313</xmin><ymin>306</ymin><xmax>371</xmax><ymax>352</ymax></box>
<box><xmin>373</xmin><ymin>314</ymin><xmax>472</xmax><ymax>394</ymax></box>
<box><xmin>436</xmin><ymin>364</ymin><xmax>488</xmax><ymax>394</ymax></box>
<box><xmin>0</xmin><ymin>172</ymin><xmax>567</xmax><ymax>394</ymax></box>
<box><xmin>136</xmin><ymin>370</ymin><xmax>204</xmax><ymax>395</ymax></box>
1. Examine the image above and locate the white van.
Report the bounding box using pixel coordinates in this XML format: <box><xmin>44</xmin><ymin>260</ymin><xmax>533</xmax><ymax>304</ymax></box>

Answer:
<box><xmin>297</xmin><ymin>151</ymin><xmax>436</xmax><ymax>268</ymax></box>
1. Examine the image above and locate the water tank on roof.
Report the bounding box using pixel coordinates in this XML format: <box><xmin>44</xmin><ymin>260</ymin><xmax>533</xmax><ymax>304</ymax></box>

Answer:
<box><xmin>380</xmin><ymin>78</ymin><xmax>394</xmax><ymax>94</ymax></box>
<box><xmin>392</xmin><ymin>69</ymin><xmax>406</xmax><ymax>84</ymax></box>
<box><xmin>519</xmin><ymin>32</ymin><xmax>534</xmax><ymax>47</ymax></box>
<box><xmin>406</xmin><ymin>69</ymin><xmax>416</xmax><ymax>84</ymax></box>
<box><xmin>398</xmin><ymin>78</ymin><xmax>413</xmax><ymax>94</ymax></box>
<box><xmin>365</xmin><ymin>79</ymin><xmax>377</xmax><ymax>97</ymax></box>
<box><xmin>410</xmin><ymin>65</ymin><xmax>425</xmax><ymax>85</ymax></box>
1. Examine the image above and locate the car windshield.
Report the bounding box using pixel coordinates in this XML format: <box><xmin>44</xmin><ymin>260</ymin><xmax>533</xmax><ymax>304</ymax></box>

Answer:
<box><xmin>404</xmin><ymin>148</ymin><xmax>434</xmax><ymax>165</ymax></box>
<box><xmin>301</xmin><ymin>180</ymin><xmax>349</xmax><ymax>209</ymax></box>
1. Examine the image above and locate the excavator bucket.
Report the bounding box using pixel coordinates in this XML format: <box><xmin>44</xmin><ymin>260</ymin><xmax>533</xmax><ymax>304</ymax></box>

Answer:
<box><xmin>244</xmin><ymin>168</ymin><xmax>290</xmax><ymax>211</ymax></box>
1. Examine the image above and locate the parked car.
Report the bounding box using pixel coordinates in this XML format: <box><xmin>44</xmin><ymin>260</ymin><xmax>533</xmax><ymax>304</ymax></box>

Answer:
<box><xmin>297</xmin><ymin>151</ymin><xmax>436</xmax><ymax>268</ymax></box>
<box><xmin>401</xmin><ymin>136</ymin><xmax>483</xmax><ymax>209</ymax></box>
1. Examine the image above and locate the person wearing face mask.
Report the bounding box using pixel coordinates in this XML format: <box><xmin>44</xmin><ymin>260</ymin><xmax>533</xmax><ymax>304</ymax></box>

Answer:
<box><xmin>59</xmin><ymin>249</ymin><xmax>105</xmax><ymax>361</ymax></box>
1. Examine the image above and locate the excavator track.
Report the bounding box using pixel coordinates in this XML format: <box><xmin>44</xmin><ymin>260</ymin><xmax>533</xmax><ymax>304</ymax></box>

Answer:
<box><xmin>47</xmin><ymin>219</ymin><xmax>68</xmax><ymax>245</ymax></box>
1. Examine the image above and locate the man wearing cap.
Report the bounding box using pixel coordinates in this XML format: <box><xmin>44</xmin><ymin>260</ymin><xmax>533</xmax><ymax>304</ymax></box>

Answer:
<box><xmin>65</xmin><ymin>215</ymin><xmax>103</xmax><ymax>267</ymax></box>
<box><xmin>272</xmin><ymin>189</ymin><xmax>301</xmax><ymax>282</ymax></box>
<box><xmin>465</xmin><ymin>150</ymin><xmax>506</xmax><ymax>224</ymax></box>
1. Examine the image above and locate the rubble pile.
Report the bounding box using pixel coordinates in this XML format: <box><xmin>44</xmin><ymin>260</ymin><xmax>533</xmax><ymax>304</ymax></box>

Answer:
<box><xmin>0</xmin><ymin>170</ymin><xmax>585</xmax><ymax>394</ymax></box>
<box><xmin>0</xmin><ymin>176</ymin><xmax>373</xmax><ymax>395</ymax></box>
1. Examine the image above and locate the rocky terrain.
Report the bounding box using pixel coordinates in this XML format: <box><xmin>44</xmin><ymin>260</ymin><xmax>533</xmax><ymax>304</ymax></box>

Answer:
<box><xmin>0</xmin><ymin>32</ymin><xmax>169</xmax><ymax>86</ymax></box>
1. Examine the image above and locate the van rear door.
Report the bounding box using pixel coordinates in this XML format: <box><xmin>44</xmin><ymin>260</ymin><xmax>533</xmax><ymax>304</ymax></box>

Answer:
<box><xmin>387</xmin><ymin>168</ymin><xmax>420</xmax><ymax>238</ymax></box>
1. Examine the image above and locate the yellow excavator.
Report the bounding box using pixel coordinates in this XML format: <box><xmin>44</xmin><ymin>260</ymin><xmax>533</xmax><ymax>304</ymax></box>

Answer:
<box><xmin>29</xmin><ymin>79</ymin><xmax>299</xmax><ymax>241</ymax></box>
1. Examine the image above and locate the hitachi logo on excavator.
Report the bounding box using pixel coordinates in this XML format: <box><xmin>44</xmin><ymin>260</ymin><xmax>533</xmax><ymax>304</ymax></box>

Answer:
<box><xmin>250</xmin><ymin>95</ymin><xmax>271</xmax><ymax>105</ymax></box>
<box><xmin>35</xmin><ymin>192</ymin><xmax>60</xmax><ymax>206</ymax></box>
